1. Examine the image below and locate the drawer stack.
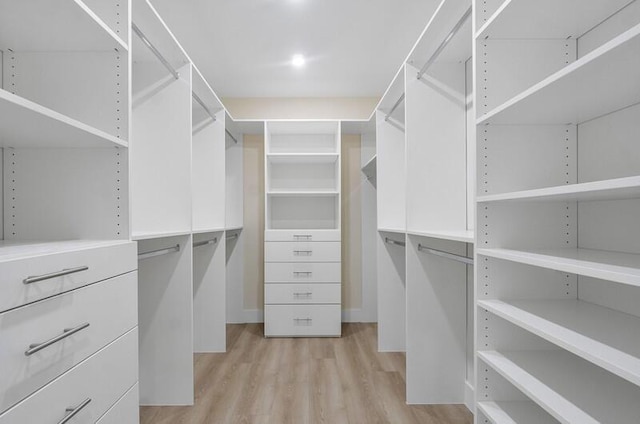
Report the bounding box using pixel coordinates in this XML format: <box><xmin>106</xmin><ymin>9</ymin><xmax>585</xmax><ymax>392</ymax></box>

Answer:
<box><xmin>264</xmin><ymin>231</ymin><xmax>342</xmax><ymax>337</ymax></box>
<box><xmin>0</xmin><ymin>240</ymin><xmax>139</xmax><ymax>423</ymax></box>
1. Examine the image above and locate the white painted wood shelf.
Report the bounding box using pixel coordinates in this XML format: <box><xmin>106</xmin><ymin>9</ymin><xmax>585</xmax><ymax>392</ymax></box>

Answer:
<box><xmin>131</xmin><ymin>230</ymin><xmax>192</xmax><ymax>241</ymax></box>
<box><xmin>478</xmin><ymin>349</ymin><xmax>640</xmax><ymax>424</ymax></box>
<box><xmin>267</xmin><ymin>153</ymin><xmax>339</xmax><ymax>163</ymax></box>
<box><xmin>478</xmin><ymin>23</ymin><xmax>640</xmax><ymax>125</ymax></box>
<box><xmin>0</xmin><ymin>89</ymin><xmax>127</xmax><ymax>148</ymax></box>
<box><xmin>407</xmin><ymin>229</ymin><xmax>474</xmax><ymax>244</ymax></box>
<box><xmin>478</xmin><ymin>401</ymin><xmax>557</xmax><ymax>424</ymax></box>
<box><xmin>267</xmin><ymin>191</ymin><xmax>340</xmax><ymax>197</ymax></box>
<box><xmin>479</xmin><ymin>298</ymin><xmax>640</xmax><ymax>386</ymax></box>
<box><xmin>476</xmin><ymin>0</ymin><xmax>632</xmax><ymax>39</ymax></box>
<box><xmin>477</xmin><ymin>176</ymin><xmax>640</xmax><ymax>203</ymax></box>
<box><xmin>361</xmin><ymin>155</ymin><xmax>377</xmax><ymax>180</ymax></box>
<box><xmin>192</xmin><ymin>228</ymin><xmax>225</xmax><ymax>235</ymax></box>
<box><xmin>377</xmin><ymin>228</ymin><xmax>406</xmax><ymax>235</ymax></box>
<box><xmin>477</xmin><ymin>247</ymin><xmax>640</xmax><ymax>287</ymax></box>
<box><xmin>0</xmin><ymin>0</ymin><xmax>127</xmax><ymax>51</ymax></box>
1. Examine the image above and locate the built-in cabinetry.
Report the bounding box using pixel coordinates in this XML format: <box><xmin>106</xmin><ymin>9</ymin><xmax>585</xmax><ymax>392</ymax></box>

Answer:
<box><xmin>473</xmin><ymin>1</ymin><xmax>640</xmax><ymax>422</ymax></box>
<box><xmin>264</xmin><ymin>122</ymin><xmax>342</xmax><ymax>337</ymax></box>
<box><xmin>0</xmin><ymin>1</ymin><xmax>139</xmax><ymax>422</ymax></box>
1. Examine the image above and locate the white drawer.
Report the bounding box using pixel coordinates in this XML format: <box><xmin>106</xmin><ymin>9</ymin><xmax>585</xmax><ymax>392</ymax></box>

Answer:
<box><xmin>265</xmin><ymin>305</ymin><xmax>341</xmax><ymax>337</ymax></box>
<box><xmin>0</xmin><ymin>328</ymin><xmax>138</xmax><ymax>424</ymax></box>
<box><xmin>96</xmin><ymin>383</ymin><xmax>139</xmax><ymax>424</ymax></box>
<box><xmin>265</xmin><ymin>284</ymin><xmax>341</xmax><ymax>305</ymax></box>
<box><xmin>265</xmin><ymin>230</ymin><xmax>341</xmax><ymax>242</ymax></box>
<box><xmin>0</xmin><ymin>240</ymin><xmax>137</xmax><ymax>313</ymax></box>
<box><xmin>265</xmin><ymin>262</ymin><xmax>341</xmax><ymax>283</ymax></box>
<box><xmin>0</xmin><ymin>271</ymin><xmax>138</xmax><ymax>413</ymax></box>
<box><xmin>265</xmin><ymin>241</ymin><xmax>341</xmax><ymax>263</ymax></box>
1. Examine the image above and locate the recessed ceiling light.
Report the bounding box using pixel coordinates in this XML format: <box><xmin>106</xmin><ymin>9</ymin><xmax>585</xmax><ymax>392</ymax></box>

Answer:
<box><xmin>291</xmin><ymin>54</ymin><xmax>305</xmax><ymax>68</ymax></box>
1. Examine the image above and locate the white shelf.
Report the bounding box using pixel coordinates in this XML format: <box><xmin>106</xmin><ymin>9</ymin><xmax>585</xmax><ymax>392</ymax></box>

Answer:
<box><xmin>0</xmin><ymin>0</ymin><xmax>127</xmax><ymax>51</ymax></box>
<box><xmin>267</xmin><ymin>191</ymin><xmax>339</xmax><ymax>197</ymax></box>
<box><xmin>0</xmin><ymin>240</ymin><xmax>131</xmax><ymax>263</ymax></box>
<box><xmin>361</xmin><ymin>155</ymin><xmax>377</xmax><ymax>180</ymax></box>
<box><xmin>225</xmin><ymin>226</ymin><xmax>244</xmax><ymax>232</ymax></box>
<box><xmin>478</xmin><ymin>176</ymin><xmax>640</xmax><ymax>203</ymax></box>
<box><xmin>476</xmin><ymin>0</ymin><xmax>632</xmax><ymax>40</ymax></box>
<box><xmin>0</xmin><ymin>89</ymin><xmax>127</xmax><ymax>148</ymax></box>
<box><xmin>192</xmin><ymin>228</ymin><xmax>225</xmax><ymax>235</ymax></box>
<box><xmin>478</xmin><ymin>247</ymin><xmax>640</xmax><ymax>287</ymax></box>
<box><xmin>267</xmin><ymin>153</ymin><xmax>339</xmax><ymax>164</ymax></box>
<box><xmin>378</xmin><ymin>228</ymin><xmax>406</xmax><ymax>235</ymax></box>
<box><xmin>407</xmin><ymin>229</ymin><xmax>474</xmax><ymax>244</ymax></box>
<box><xmin>478</xmin><ymin>401</ymin><xmax>557</xmax><ymax>424</ymax></box>
<box><xmin>479</xmin><ymin>298</ymin><xmax>640</xmax><ymax>386</ymax></box>
<box><xmin>478</xmin><ymin>349</ymin><xmax>640</xmax><ymax>424</ymax></box>
<box><xmin>478</xmin><ymin>23</ymin><xmax>640</xmax><ymax>125</ymax></box>
<box><xmin>131</xmin><ymin>230</ymin><xmax>191</xmax><ymax>241</ymax></box>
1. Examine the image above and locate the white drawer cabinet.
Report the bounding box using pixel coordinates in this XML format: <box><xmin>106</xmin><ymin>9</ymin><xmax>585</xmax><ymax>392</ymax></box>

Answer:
<box><xmin>265</xmin><ymin>262</ymin><xmax>341</xmax><ymax>283</ymax></box>
<box><xmin>265</xmin><ymin>230</ymin><xmax>341</xmax><ymax>242</ymax></box>
<box><xmin>0</xmin><ymin>240</ymin><xmax>137</xmax><ymax>313</ymax></box>
<box><xmin>96</xmin><ymin>383</ymin><xmax>139</xmax><ymax>424</ymax></box>
<box><xmin>0</xmin><ymin>271</ymin><xmax>137</xmax><ymax>413</ymax></box>
<box><xmin>0</xmin><ymin>329</ymin><xmax>138</xmax><ymax>424</ymax></box>
<box><xmin>265</xmin><ymin>241</ymin><xmax>341</xmax><ymax>263</ymax></box>
<box><xmin>265</xmin><ymin>305</ymin><xmax>341</xmax><ymax>337</ymax></box>
<box><xmin>265</xmin><ymin>284</ymin><xmax>341</xmax><ymax>304</ymax></box>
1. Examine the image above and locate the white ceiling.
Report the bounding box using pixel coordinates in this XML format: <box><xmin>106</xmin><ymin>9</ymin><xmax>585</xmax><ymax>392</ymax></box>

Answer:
<box><xmin>149</xmin><ymin>0</ymin><xmax>441</xmax><ymax>98</ymax></box>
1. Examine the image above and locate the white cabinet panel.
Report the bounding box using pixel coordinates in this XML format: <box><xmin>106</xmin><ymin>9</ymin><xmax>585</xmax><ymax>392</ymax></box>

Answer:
<box><xmin>265</xmin><ymin>305</ymin><xmax>341</xmax><ymax>337</ymax></box>
<box><xmin>265</xmin><ymin>284</ymin><xmax>341</xmax><ymax>305</ymax></box>
<box><xmin>265</xmin><ymin>262</ymin><xmax>341</xmax><ymax>283</ymax></box>
<box><xmin>96</xmin><ymin>383</ymin><xmax>139</xmax><ymax>424</ymax></box>
<box><xmin>264</xmin><ymin>241</ymin><xmax>341</xmax><ymax>263</ymax></box>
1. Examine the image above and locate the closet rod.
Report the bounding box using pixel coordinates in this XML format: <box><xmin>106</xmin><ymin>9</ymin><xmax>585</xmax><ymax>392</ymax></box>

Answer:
<box><xmin>416</xmin><ymin>6</ymin><xmax>472</xmax><ymax>81</ymax></box>
<box><xmin>226</xmin><ymin>233</ymin><xmax>239</xmax><ymax>240</ymax></box>
<box><xmin>226</xmin><ymin>129</ymin><xmax>239</xmax><ymax>144</ymax></box>
<box><xmin>418</xmin><ymin>244</ymin><xmax>473</xmax><ymax>265</ymax></box>
<box><xmin>138</xmin><ymin>244</ymin><xmax>181</xmax><ymax>260</ymax></box>
<box><xmin>132</xmin><ymin>23</ymin><xmax>180</xmax><ymax>80</ymax></box>
<box><xmin>385</xmin><ymin>237</ymin><xmax>406</xmax><ymax>247</ymax></box>
<box><xmin>384</xmin><ymin>93</ymin><xmax>405</xmax><ymax>122</ymax></box>
<box><xmin>193</xmin><ymin>238</ymin><xmax>217</xmax><ymax>248</ymax></box>
<box><xmin>192</xmin><ymin>92</ymin><xmax>217</xmax><ymax>122</ymax></box>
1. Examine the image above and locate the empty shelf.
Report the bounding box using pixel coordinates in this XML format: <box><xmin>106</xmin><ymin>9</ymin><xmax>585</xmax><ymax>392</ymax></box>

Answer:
<box><xmin>477</xmin><ymin>247</ymin><xmax>640</xmax><ymax>287</ymax></box>
<box><xmin>479</xmin><ymin>298</ymin><xmax>640</xmax><ymax>386</ymax></box>
<box><xmin>479</xmin><ymin>350</ymin><xmax>640</xmax><ymax>424</ymax></box>
<box><xmin>0</xmin><ymin>0</ymin><xmax>127</xmax><ymax>51</ymax></box>
<box><xmin>478</xmin><ymin>23</ymin><xmax>640</xmax><ymax>125</ymax></box>
<box><xmin>267</xmin><ymin>191</ymin><xmax>339</xmax><ymax>197</ymax></box>
<box><xmin>0</xmin><ymin>89</ymin><xmax>127</xmax><ymax>148</ymax></box>
<box><xmin>407</xmin><ymin>229</ymin><xmax>474</xmax><ymax>243</ymax></box>
<box><xmin>476</xmin><ymin>0</ymin><xmax>632</xmax><ymax>39</ymax></box>
<box><xmin>478</xmin><ymin>401</ymin><xmax>557</xmax><ymax>424</ymax></box>
<box><xmin>378</xmin><ymin>228</ymin><xmax>406</xmax><ymax>235</ymax></box>
<box><xmin>267</xmin><ymin>153</ymin><xmax>339</xmax><ymax>164</ymax></box>
<box><xmin>477</xmin><ymin>176</ymin><xmax>640</xmax><ymax>203</ymax></box>
<box><xmin>131</xmin><ymin>230</ymin><xmax>191</xmax><ymax>241</ymax></box>
<box><xmin>192</xmin><ymin>227</ymin><xmax>225</xmax><ymax>235</ymax></box>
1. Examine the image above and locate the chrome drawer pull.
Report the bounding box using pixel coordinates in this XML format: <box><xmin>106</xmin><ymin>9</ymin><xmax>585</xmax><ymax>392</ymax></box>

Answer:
<box><xmin>293</xmin><ymin>235</ymin><xmax>312</xmax><ymax>241</ymax></box>
<box><xmin>293</xmin><ymin>318</ymin><xmax>313</xmax><ymax>325</ymax></box>
<box><xmin>25</xmin><ymin>322</ymin><xmax>91</xmax><ymax>356</ymax></box>
<box><xmin>23</xmin><ymin>266</ymin><xmax>89</xmax><ymax>285</ymax></box>
<box><xmin>58</xmin><ymin>398</ymin><xmax>92</xmax><ymax>424</ymax></box>
<box><xmin>293</xmin><ymin>250</ymin><xmax>312</xmax><ymax>256</ymax></box>
<box><xmin>293</xmin><ymin>292</ymin><xmax>313</xmax><ymax>297</ymax></box>
<box><xmin>293</xmin><ymin>271</ymin><xmax>312</xmax><ymax>277</ymax></box>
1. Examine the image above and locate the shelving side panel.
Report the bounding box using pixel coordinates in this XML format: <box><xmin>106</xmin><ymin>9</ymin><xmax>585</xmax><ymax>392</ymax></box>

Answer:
<box><xmin>375</xmin><ymin>111</ymin><xmax>406</xmax><ymax>231</ymax></box>
<box><xmin>405</xmin><ymin>63</ymin><xmax>467</xmax><ymax>233</ymax></box>
<box><xmin>225</xmin><ymin>229</ymin><xmax>244</xmax><ymax>323</ymax></box>
<box><xmin>82</xmin><ymin>0</ymin><xmax>130</xmax><ymax>44</ymax></box>
<box><xmin>193</xmin><ymin>231</ymin><xmax>226</xmax><ymax>352</ymax></box>
<box><xmin>578</xmin><ymin>1</ymin><xmax>640</xmax><ymax>56</ymax></box>
<box><xmin>3</xmin><ymin>148</ymin><xmax>128</xmax><ymax>240</ymax></box>
<box><xmin>579</xmin><ymin>277</ymin><xmax>640</xmax><ymax>319</ymax></box>
<box><xmin>475</xmin><ymin>0</ymin><xmax>507</xmax><ymax>32</ymax></box>
<box><xmin>138</xmin><ymin>234</ymin><xmax>193</xmax><ymax>405</ymax></box>
<box><xmin>6</xmin><ymin>51</ymin><xmax>128</xmax><ymax>142</ymax></box>
<box><xmin>225</xmin><ymin>131</ymin><xmax>243</xmax><ymax>230</ymax></box>
<box><xmin>476</xmin><ymin>39</ymin><xmax>575</xmax><ymax>117</ymax></box>
<box><xmin>376</xmin><ymin>231</ymin><xmax>406</xmax><ymax>352</ymax></box>
<box><xmin>131</xmin><ymin>63</ymin><xmax>191</xmax><ymax>237</ymax></box>
<box><xmin>406</xmin><ymin>235</ymin><xmax>468</xmax><ymax>404</ymax></box>
<box><xmin>192</xmin><ymin>109</ymin><xmax>225</xmax><ymax>231</ymax></box>
<box><xmin>466</xmin><ymin>59</ymin><xmax>476</xmax><ymax>232</ymax></box>
<box><xmin>579</xmin><ymin>198</ymin><xmax>640</xmax><ymax>255</ymax></box>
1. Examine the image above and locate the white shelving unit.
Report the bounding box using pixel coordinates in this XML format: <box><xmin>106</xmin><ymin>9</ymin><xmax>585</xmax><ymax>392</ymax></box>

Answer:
<box><xmin>264</xmin><ymin>121</ymin><xmax>342</xmax><ymax>337</ymax></box>
<box><xmin>474</xmin><ymin>1</ymin><xmax>640</xmax><ymax>423</ymax></box>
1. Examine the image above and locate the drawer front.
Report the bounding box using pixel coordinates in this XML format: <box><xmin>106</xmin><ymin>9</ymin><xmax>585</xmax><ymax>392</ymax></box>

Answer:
<box><xmin>0</xmin><ymin>328</ymin><xmax>138</xmax><ymax>424</ymax></box>
<box><xmin>265</xmin><ymin>262</ymin><xmax>341</xmax><ymax>283</ymax></box>
<box><xmin>265</xmin><ymin>242</ymin><xmax>341</xmax><ymax>263</ymax></box>
<box><xmin>265</xmin><ymin>230</ymin><xmax>341</xmax><ymax>242</ymax></box>
<box><xmin>0</xmin><ymin>272</ymin><xmax>138</xmax><ymax>413</ymax></box>
<box><xmin>265</xmin><ymin>284</ymin><xmax>341</xmax><ymax>305</ymax></box>
<box><xmin>265</xmin><ymin>305</ymin><xmax>341</xmax><ymax>337</ymax></box>
<box><xmin>96</xmin><ymin>383</ymin><xmax>139</xmax><ymax>424</ymax></box>
<box><xmin>0</xmin><ymin>241</ymin><xmax>137</xmax><ymax>313</ymax></box>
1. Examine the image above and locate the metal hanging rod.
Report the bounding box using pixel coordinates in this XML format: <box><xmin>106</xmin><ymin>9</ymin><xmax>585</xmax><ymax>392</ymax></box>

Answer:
<box><xmin>417</xmin><ymin>6</ymin><xmax>472</xmax><ymax>81</ymax></box>
<box><xmin>417</xmin><ymin>244</ymin><xmax>473</xmax><ymax>265</ymax></box>
<box><xmin>192</xmin><ymin>93</ymin><xmax>217</xmax><ymax>122</ymax></box>
<box><xmin>226</xmin><ymin>129</ymin><xmax>239</xmax><ymax>144</ymax></box>
<box><xmin>138</xmin><ymin>244</ymin><xmax>181</xmax><ymax>260</ymax></box>
<box><xmin>385</xmin><ymin>237</ymin><xmax>406</xmax><ymax>247</ymax></box>
<box><xmin>132</xmin><ymin>23</ymin><xmax>180</xmax><ymax>80</ymax></box>
<box><xmin>384</xmin><ymin>93</ymin><xmax>405</xmax><ymax>122</ymax></box>
<box><xmin>193</xmin><ymin>238</ymin><xmax>217</xmax><ymax>248</ymax></box>
<box><xmin>226</xmin><ymin>233</ymin><xmax>239</xmax><ymax>240</ymax></box>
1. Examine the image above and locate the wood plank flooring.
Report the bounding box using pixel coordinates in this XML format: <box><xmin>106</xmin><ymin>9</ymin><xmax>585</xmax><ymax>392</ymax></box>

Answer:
<box><xmin>140</xmin><ymin>323</ymin><xmax>473</xmax><ymax>424</ymax></box>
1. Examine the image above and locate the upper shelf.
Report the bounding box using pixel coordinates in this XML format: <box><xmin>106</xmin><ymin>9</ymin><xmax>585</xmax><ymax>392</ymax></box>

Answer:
<box><xmin>0</xmin><ymin>0</ymin><xmax>127</xmax><ymax>52</ymax></box>
<box><xmin>407</xmin><ymin>229</ymin><xmax>474</xmax><ymax>244</ymax></box>
<box><xmin>267</xmin><ymin>153</ymin><xmax>339</xmax><ymax>164</ymax></box>
<box><xmin>478</xmin><ymin>23</ymin><xmax>640</xmax><ymax>125</ymax></box>
<box><xmin>477</xmin><ymin>176</ymin><xmax>640</xmax><ymax>203</ymax></box>
<box><xmin>476</xmin><ymin>0</ymin><xmax>633</xmax><ymax>40</ymax></box>
<box><xmin>0</xmin><ymin>89</ymin><xmax>127</xmax><ymax>148</ymax></box>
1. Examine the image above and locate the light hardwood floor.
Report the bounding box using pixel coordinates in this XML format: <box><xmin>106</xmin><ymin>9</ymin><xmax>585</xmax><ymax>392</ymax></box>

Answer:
<box><xmin>140</xmin><ymin>323</ymin><xmax>473</xmax><ymax>424</ymax></box>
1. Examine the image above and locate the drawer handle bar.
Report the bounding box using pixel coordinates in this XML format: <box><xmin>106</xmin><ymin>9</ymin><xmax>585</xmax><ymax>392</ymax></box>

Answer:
<box><xmin>58</xmin><ymin>398</ymin><xmax>92</xmax><ymax>424</ymax></box>
<box><xmin>293</xmin><ymin>272</ymin><xmax>312</xmax><ymax>276</ymax></box>
<box><xmin>293</xmin><ymin>250</ymin><xmax>313</xmax><ymax>255</ymax></box>
<box><xmin>23</xmin><ymin>266</ymin><xmax>89</xmax><ymax>285</ymax></box>
<box><xmin>294</xmin><ymin>318</ymin><xmax>312</xmax><ymax>322</ymax></box>
<box><xmin>25</xmin><ymin>322</ymin><xmax>91</xmax><ymax>356</ymax></box>
<box><xmin>293</xmin><ymin>235</ymin><xmax>312</xmax><ymax>240</ymax></box>
<box><xmin>293</xmin><ymin>292</ymin><xmax>313</xmax><ymax>296</ymax></box>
